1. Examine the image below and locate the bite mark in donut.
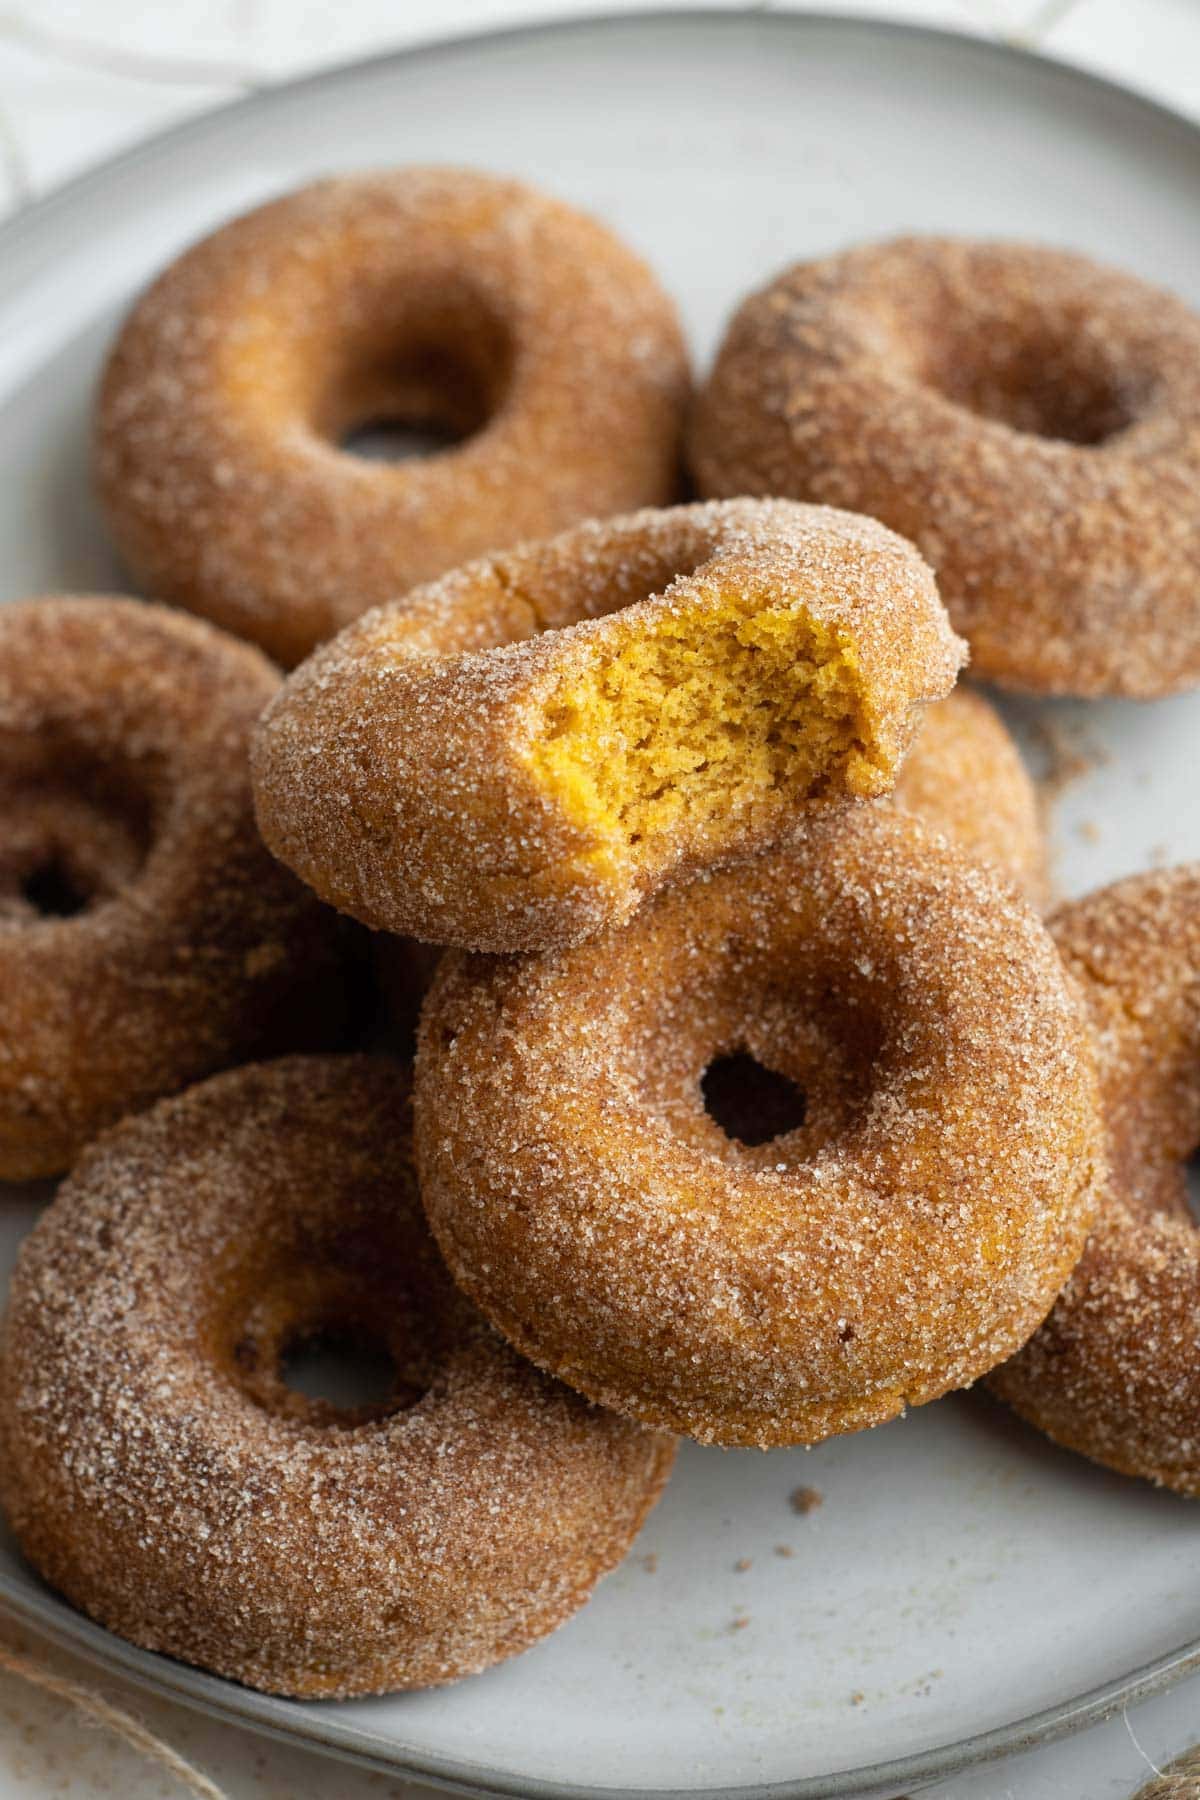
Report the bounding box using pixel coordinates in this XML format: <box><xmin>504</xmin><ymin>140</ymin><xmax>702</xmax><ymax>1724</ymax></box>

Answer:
<box><xmin>531</xmin><ymin>599</ymin><xmax>876</xmax><ymax>859</ymax></box>
<box><xmin>371</xmin><ymin>684</ymin><xmax>1045</xmax><ymax>1053</ymax></box>
<box><xmin>253</xmin><ymin>498</ymin><xmax>964</xmax><ymax>955</ymax></box>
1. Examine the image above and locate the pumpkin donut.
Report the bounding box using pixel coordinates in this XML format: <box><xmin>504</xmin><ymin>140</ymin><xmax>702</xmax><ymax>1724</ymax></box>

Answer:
<box><xmin>253</xmin><ymin>498</ymin><xmax>964</xmax><ymax>955</ymax></box>
<box><xmin>371</xmin><ymin>687</ymin><xmax>1045</xmax><ymax>1050</ymax></box>
<box><xmin>689</xmin><ymin>238</ymin><xmax>1200</xmax><ymax>697</ymax></box>
<box><xmin>990</xmin><ymin>867</ymin><xmax>1200</xmax><ymax>1494</ymax></box>
<box><xmin>893</xmin><ymin>688</ymin><xmax>1046</xmax><ymax>903</ymax></box>
<box><xmin>96</xmin><ymin>168</ymin><xmax>690</xmax><ymax>667</ymax></box>
<box><xmin>416</xmin><ymin>807</ymin><xmax>1102</xmax><ymax>1447</ymax></box>
<box><xmin>0</xmin><ymin>1056</ymin><xmax>674</xmax><ymax>1695</ymax></box>
<box><xmin>0</xmin><ymin>597</ymin><xmax>341</xmax><ymax>1181</ymax></box>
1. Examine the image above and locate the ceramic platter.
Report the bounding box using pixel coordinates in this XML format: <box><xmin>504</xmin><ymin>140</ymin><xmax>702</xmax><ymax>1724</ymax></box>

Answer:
<box><xmin>2</xmin><ymin>11</ymin><xmax>1200</xmax><ymax>1797</ymax></box>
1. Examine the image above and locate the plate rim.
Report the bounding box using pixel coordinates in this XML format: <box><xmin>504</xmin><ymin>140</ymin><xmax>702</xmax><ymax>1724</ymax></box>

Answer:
<box><xmin>8</xmin><ymin>1535</ymin><xmax>1200</xmax><ymax>1800</ymax></box>
<box><xmin>3</xmin><ymin>8</ymin><xmax>1200</xmax><ymax>1796</ymax></box>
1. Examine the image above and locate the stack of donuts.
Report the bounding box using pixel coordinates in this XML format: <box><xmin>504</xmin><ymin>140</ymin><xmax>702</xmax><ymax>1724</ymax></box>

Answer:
<box><xmin>2</xmin><ymin>167</ymin><xmax>1199</xmax><ymax>1700</ymax></box>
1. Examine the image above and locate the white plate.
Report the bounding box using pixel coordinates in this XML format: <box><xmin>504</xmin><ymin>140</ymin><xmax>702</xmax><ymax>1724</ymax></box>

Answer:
<box><xmin>2</xmin><ymin>12</ymin><xmax>1200</xmax><ymax>1798</ymax></box>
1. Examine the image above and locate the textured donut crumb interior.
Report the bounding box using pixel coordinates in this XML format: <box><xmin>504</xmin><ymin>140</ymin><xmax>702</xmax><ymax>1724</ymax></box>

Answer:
<box><xmin>530</xmin><ymin>593</ymin><xmax>875</xmax><ymax>852</ymax></box>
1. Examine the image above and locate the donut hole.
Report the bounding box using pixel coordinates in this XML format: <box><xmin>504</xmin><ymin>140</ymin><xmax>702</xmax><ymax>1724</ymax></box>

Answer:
<box><xmin>702</xmin><ymin>1050</ymin><xmax>807</xmax><ymax>1146</ymax></box>
<box><xmin>532</xmin><ymin>594</ymin><xmax>886</xmax><ymax>869</ymax></box>
<box><xmin>19</xmin><ymin>855</ymin><xmax>91</xmax><ymax>919</ymax></box>
<box><xmin>325</xmin><ymin>307</ymin><xmax>512</xmax><ymax>464</ymax></box>
<box><xmin>647</xmin><ymin>972</ymin><xmax>887</xmax><ymax>1171</ymax></box>
<box><xmin>918</xmin><ymin>332</ymin><xmax>1132</xmax><ymax>446</ymax></box>
<box><xmin>0</xmin><ymin>769</ymin><xmax>153</xmax><ymax>924</ymax></box>
<box><xmin>281</xmin><ymin>1325</ymin><xmax>401</xmax><ymax>1416</ymax></box>
<box><xmin>341</xmin><ymin>414</ymin><xmax>466</xmax><ymax>463</ymax></box>
<box><xmin>227</xmin><ymin>1264</ymin><xmax>442</xmax><ymax>1430</ymax></box>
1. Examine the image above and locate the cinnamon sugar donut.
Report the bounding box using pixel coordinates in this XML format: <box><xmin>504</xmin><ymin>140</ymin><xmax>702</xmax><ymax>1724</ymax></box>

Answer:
<box><xmin>689</xmin><ymin>238</ymin><xmax>1200</xmax><ymax>696</ymax></box>
<box><xmin>416</xmin><ymin>807</ymin><xmax>1102</xmax><ymax>1447</ymax></box>
<box><xmin>0</xmin><ymin>597</ymin><xmax>340</xmax><ymax>1181</ymax></box>
<box><xmin>0</xmin><ymin>1057</ymin><xmax>674</xmax><ymax>1695</ymax></box>
<box><xmin>990</xmin><ymin>867</ymin><xmax>1200</xmax><ymax>1493</ymax></box>
<box><xmin>894</xmin><ymin>689</ymin><xmax>1046</xmax><ymax>903</ymax></box>
<box><xmin>372</xmin><ymin>688</ymin><xmax>1045</xmax><ymax>1050</ymax></box>
<box><xmin>254</xmin><ymin>498</ymin><xmax>964</xmax><ymax>955</ymax></box>
<box><xmin>97</xmin><ymin>168</ymin><xmax>690</xmax><ymax>666</ymax></box>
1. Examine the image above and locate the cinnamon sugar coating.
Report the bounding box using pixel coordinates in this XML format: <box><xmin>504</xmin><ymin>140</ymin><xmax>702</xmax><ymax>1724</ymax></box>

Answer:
<box><xmin>689</xmin><ymin>237</ymin><xmax>1200</xmax><ymax>697</ymax></box>
<box><xmin>0</xmin><ymin>598</ymin><xmax>341</xmax><ymax>1181</ymax></box>
<box><xmin>372</xmin><ymin>686</ymin><xmax>1045</xmax><ymax>1049</ymax></box>
<box><xmin>96</xmin><ymin>168</ymin><xmax>690</xmax><ymax>666</ymax></box>
<box><xmin>253</xmin><ymin>498</ymin><xmax>964</xmax><ymax>955</ymax></box>
<box><xmin>0</xmin><ymin>1057</ymin><xmax>674</xmax><ymax>1695</ymax></box>
<box><xmin>894</xmin><ymin>688</ymin><xmax>1046</xmax><ymax>903</ymax></box>
<box><xmin>990</xmin><ymin>867</ymin><xmax>1200</xmax><ymax>1493</ymax></box>
<box><xmin>416</xmin><ymin>808</ymin><xmax>1103</xmax><ymax>1447</ymax></box>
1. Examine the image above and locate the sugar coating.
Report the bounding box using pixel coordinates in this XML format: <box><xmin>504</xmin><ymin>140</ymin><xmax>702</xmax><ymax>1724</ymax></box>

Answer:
<box><xmin>0</xmin><ymin>597</ymin><xmax>342</xmax><ymax>1181</ymax></box>
<box><xmin>96</xmin><ymin>167</ymin><xmax>691</xmax><ymax>667</ymax></box>
<box><xmin>415</xmin><ymin>807</ymin><xmax>1104</xmax><ymax>1448</ymax></box>
<box><xmin>689</xmin><ymin>237</ymin><xmax>1200</xmax><ymax>698</ymax></box>
<box><xmin>892</xmin><ymin>687</ymin><xmax>1046</xmax><ymax>904</ymax></box>
<box><xmin>253</xmin><ymin>497</ymin><xmax>965</xmax><ymax>955</ymax></box>
<box><xmin>990</xmin><ymin>866</ymin><xmax>1200</xmax><ymax>1493</ymax></box>
<box><xmin>0</xmin><ymin>1057</ymin><xmax>674</xmax><ymax>1696</ymax></box>
<box><xmin>372</xmin><ymin>685</ymin><xmax>1045</xmax><ymax>1047</ymax></box>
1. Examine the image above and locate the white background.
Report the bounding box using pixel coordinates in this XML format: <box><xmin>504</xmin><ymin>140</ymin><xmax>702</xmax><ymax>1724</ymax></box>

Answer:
<box><xmin>1</xmin><ymin>3</ymin><xmax>1199</xmax><ymax>1798</ymax></box>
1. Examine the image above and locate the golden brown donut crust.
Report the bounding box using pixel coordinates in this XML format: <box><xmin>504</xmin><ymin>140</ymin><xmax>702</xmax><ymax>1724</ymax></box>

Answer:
<box><xmin>689</xmin><ymin>238</ymin><xmax>1200</xmax><ymax>697</ymax></box>
<box><xmin>0</xmin><ymin>1056</ymin><xmax>674</xmax><ymax>1696</ymax></box>
<box><xmin>96</xmin><ymin>168</ymin><xmax>690</xmax><ymax>666</ymax></box>
<box><xmin>990</xmin><ymin>867</ymin><xmax>1200</xmax><ymax>1493</ymax></box>
<box><xmin>415</xmin><ymin>808</ymin><xmax>1103</xmax><ymax>1448</ymax></box>
<box><xmin>0</xmin><ymin>597</ymin><xmax>341</xmax><ymax>1182</ymax></box>
<box><xmin>894</xmin><ymin>688</ymin><xmax>1046</xmax><ymax>903</ymax></box>
<box><xmin>253</xmin><ymin>498</ymin><xmax>964</xmax><ymax>955</ymax></box>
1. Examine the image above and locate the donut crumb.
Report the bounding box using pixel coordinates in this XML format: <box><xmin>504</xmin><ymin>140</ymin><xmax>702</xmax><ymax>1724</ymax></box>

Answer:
<box><xmin>789</xmin><ymin>1485</ymin><xmax>823</xmax><ymax>1515</ymax></box>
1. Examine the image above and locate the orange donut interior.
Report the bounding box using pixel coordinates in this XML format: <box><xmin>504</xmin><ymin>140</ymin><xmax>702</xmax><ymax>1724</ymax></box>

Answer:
<box><xmin>531</xmin><ymin>593</ymin><xmax>874</xmax><ymax>860</ymax></box>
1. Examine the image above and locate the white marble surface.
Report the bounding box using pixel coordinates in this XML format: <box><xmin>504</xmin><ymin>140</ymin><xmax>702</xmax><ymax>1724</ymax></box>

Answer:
<box><xmin>1</xmin><ymin>3</ymin><xmax>1200</xmax><ymax>1797</ymax></box>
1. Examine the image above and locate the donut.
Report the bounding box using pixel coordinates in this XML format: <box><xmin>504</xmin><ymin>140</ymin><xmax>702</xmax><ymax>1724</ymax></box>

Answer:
<box><xmin>253</xmin><ymin>498</ymin><xmax>965</xmax><ymax>955</ymax></box>
<box><xmin>415</xmin><ymin>807</ymin><xmax>1103</xmax><ymax>1447</ymax></box>
<box><xmin>990</xmin><ymin>867</ymin><xmax>1200</xmax><ymax>1493</ymax></box>
<box><xmin>96</xmin><ymin>168</ymin><xmax>690</xmax><ymax>667</ymax></box>
<box><xmin>688</xmin><ymin>237</ymin><xmax>1200</xmax><ymax>697</ymax></box>
<box><xmin>893</xmin><ymin>688</ymin><xmax>1046</xmax><ymax>903</ymax></box>
<box><xmin>0</xmin><ymin>1056</ymin><xmax>674</xmax><ymax>1695</ymax></box>
<box><xmin>370</xmin><ymin>688</ymin><xmax>1045</xmax><ymax>1052</ymax></box>
<box><xmin>0</xmin><ymin>597</ymin><xmax>341</xmax><ymax>1181</ymax></box>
